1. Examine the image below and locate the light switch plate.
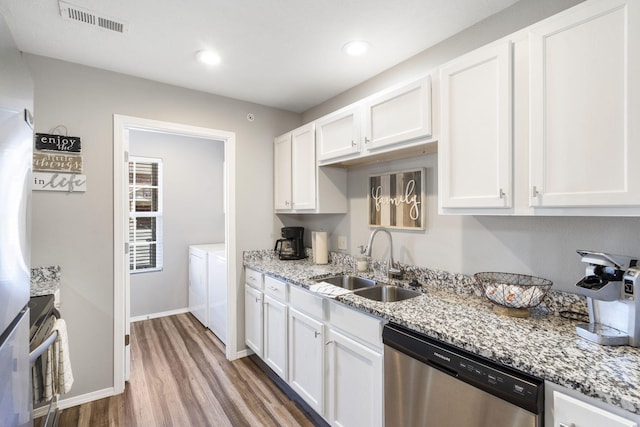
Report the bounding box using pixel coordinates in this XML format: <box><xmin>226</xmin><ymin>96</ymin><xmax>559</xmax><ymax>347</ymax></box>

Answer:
<box><xmin>337</xmin><ymin>236</ymin><xmax>347</xmax><ymax>250</ymax></box>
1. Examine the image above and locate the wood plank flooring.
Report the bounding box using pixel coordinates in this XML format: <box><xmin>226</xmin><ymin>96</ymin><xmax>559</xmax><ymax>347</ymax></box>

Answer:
<box><xmin>41</xmin><ymin>314</ymin><xmax>316</xmax><ymax>426</ymax></box>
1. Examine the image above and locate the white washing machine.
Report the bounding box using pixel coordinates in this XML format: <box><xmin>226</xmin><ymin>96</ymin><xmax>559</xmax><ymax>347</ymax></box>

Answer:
<box><xmin>188</xmin><ymin>243</ymin><xmax>227</xmax><ymax>344</ymax></box>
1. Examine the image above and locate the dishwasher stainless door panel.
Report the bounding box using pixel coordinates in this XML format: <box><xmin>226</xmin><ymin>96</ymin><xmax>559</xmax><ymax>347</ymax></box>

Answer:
<box><xmin>385</xmin><ymin>345</ymin><xmax>539</xmax><ymax>427</ymax></box>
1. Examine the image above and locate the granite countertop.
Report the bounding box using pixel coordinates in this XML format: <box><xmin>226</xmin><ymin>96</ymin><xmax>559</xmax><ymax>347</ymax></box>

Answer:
<box><xmin>30</xmin><ymin>265</ymin><xmax>61</xmax><ymax>297</ymax></box>
<box><xmin>244</xmin><ymin>251</ymin><xmax>640</xmax><ymax>416</ymax></box>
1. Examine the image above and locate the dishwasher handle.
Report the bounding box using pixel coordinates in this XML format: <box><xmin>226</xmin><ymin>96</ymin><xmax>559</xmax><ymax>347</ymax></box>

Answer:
<box><xmin>425</xmin><ymin>359</ymin><xmax>459</xmax><ymax>378</ymax></box>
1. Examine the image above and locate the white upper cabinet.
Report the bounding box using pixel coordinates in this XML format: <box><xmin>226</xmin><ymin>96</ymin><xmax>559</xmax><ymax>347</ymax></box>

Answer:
<box><xmin>291</xmin><ymin>123</ymin><xmax>316</xmax><ymax>210</ymax></box>
<box><xmin>439</xmin><ymin>41</ymin><xmax>513</xmax><ymax>209</ymax></box>
<box><xmin>439</xmin><ymin>0</ymin><xmax>640</xmax><ymax>216</ymax></box>
<box><xmin>315</xmin><ymin>75</ymin><xmax>435</xmax><ymax>166</ymax></box>
<box><xmin>274</xmin><ymin>123</ymin><xmax>347</xmax><ymax>214</ymax></box>
<box><xmin>274</xmin><ymin>132</ymin><xmax>292</xmax><ymax>210</ymax></box>
<box><xmin>363</xmin><ymin>75</ymin><xmax>432</xmax><ymax>151</ymax></box>
<box><xmin>529</xmin><ymin>0</ymin><xmax>640</xmax><ymax>208</ymax></box>
<box><xmin>316</xmin><ymin>104</ymin><xmax>361</xmax><ymax>162</ymax></box>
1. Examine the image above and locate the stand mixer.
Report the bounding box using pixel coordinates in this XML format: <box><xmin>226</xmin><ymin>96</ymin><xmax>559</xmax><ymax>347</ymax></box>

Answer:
<box><xmin>575</xmin><ymin>250</ymin><xmax>640</xmax><ymax>346</ymax></box>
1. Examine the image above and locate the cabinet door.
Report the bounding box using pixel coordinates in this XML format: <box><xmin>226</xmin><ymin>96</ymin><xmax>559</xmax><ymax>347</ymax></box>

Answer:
<box><xmin>363</xmin><ymin>75</ymin><xmax>432</xmax><ymax>151</ymax></box>
<box><xmin>288</xmin><ymin>308</ymin><xmax>324</xmax><ymax>415</ymax></box>
<box><xmin>274</xmin><ymin>132</ymin><xmax>292</xmax><ymax>210</ymax></box>
<box><xmin>439</xmin><ymin>41</ymin><xmax>513</xmax><ymax>209</ymax></box>
<box><xmin>244</xmin><ymin>285</ymin><xmax>263</xmax><ymax>357</ymax></box>
<box><xmin>291</xmin><ymin>123</ymin><xmax>316</xmax><ymax>210</ymax></box>
<box><xmin>554</xmin><ymin>391</ymin><xmax>637</xmax><ymax>427</ymax></box>
<box><xmin>529</xmin><ymin>0</ymin><xmax>640</xmax><ymax>207</ymax></box>
<box><xmin>188</xmin><ymin>249</ymin><xmax>207</xmax><ymax>327</ymax></box>
<box><xmin>326</xmin><ymin>329</ymin><xmax>383</xmax><ymax>427</ymax></box>
<box><xmin>263</xmin><ymin>294</ymin><xmax>288</xmax><ymax>380</ymax></box>
<box><xmin>316</xmin><ymin>105</ymin><xmax>361</xmax><ymax>162</ymax></box>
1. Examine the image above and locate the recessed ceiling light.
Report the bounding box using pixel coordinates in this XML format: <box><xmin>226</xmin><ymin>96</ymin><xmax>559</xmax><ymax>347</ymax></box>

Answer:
<box><xmin>196</xmin><ymin>49</ymin><xmax>221</xmax><ymax>66</ymax></box>
<box><xmin>343</xmin><ymin>40</ymin><xmax>370</xmax><ymax>56</ymax></box>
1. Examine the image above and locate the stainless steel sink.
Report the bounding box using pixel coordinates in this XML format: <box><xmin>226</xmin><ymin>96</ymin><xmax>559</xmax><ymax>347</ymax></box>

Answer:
<box><xmin>316</xmin><ymin>275</ymin><xmax>377</xmax><ymax>290</ymax></box>
<box><xmin>352</xmin><ymin>285</ymin><xmax>422</xmax><ymax>302</ymax></box>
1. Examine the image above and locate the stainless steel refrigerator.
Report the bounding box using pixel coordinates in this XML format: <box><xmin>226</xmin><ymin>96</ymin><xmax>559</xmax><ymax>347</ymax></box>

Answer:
<box><xmin>0</xmin><ymin>10</ymin><xmax>34</xmax><ymax>427</ymax></box>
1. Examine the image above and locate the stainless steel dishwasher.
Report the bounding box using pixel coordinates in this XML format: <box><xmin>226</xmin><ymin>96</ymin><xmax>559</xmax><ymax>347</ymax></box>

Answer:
<box><xmin>383</xmin><ymin>323</ymin><xmax>543</xmax><ymax>427</ymax></box>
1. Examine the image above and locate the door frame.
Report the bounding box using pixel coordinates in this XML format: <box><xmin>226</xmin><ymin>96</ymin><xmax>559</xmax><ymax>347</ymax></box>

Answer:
<box><xmin>113</xmin><ymin>114</ymin><xmax>237</xmax><ymax>394</ymax></box>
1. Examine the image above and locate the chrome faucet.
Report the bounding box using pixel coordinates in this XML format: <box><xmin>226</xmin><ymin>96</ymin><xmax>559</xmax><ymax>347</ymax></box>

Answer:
<box><xmin>363</xmin><ymin>228</ymin><xmax>403</xmax><ymax>280</ymax></box>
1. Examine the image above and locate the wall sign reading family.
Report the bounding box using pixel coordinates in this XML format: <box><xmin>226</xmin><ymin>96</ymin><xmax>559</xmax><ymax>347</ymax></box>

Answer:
<box><xmin>368</xmin><ymin>168</ymin><xmax>425</xmax><ymax>230</ymax></box>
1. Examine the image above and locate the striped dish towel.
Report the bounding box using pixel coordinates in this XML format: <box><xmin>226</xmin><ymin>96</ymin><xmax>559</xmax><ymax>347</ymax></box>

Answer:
<box><xmin>309</xmin><ymin>282</ymin><xmax>351</xmax><ymax>298</ymax></box>
<box><xmin>44</xmin><ymin>318</ymin><xmax>74</xmax><ymax>401</ymax></box>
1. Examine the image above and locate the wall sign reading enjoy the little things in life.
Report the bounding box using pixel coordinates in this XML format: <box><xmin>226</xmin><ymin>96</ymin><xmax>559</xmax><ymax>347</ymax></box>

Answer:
<box><xmin>368</xmin><ymin>168</ymin><xmax>425</xmax><ymax>230</ymax></box>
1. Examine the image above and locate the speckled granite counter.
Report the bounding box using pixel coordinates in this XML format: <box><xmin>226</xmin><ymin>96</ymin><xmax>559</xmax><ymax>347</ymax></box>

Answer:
<box><xmin>244</xmin><ymin>250</ymin><xmax>640</xmax><ymax>416</ymax></box>
<box><xmin>30</xmin><ymin>265</ymin><xmax>61</xmax><ymax>301</ymax></box>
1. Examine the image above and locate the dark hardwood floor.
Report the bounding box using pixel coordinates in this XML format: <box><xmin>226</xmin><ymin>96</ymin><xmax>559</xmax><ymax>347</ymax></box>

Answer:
<box><xmin>39</xmin><ymin>314</ymin><xmax>315</xmax><ymax>426</ymax></box>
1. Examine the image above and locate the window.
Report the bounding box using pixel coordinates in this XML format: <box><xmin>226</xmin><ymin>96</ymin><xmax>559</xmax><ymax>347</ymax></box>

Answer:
<box><xmin>129</xmin><ymin>157</ymin><xmax>163</xmax><ymax>273</ymax></box>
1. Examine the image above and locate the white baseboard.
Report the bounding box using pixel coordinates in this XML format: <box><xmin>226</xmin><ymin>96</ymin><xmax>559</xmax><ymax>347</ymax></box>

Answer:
<box><xmin>230</xmin><ymin>348</ymin><xmax>251</xmax><ymax>360</ymax></box>
<box><xmin>33</xmin><ymin>387</ymin><xmax>116</xmax><ymax>418</ymax></box>
<box><xmin>130</xmin><ymin>307</ymin><xmax>189</xmax><ymax>323</ymax></box>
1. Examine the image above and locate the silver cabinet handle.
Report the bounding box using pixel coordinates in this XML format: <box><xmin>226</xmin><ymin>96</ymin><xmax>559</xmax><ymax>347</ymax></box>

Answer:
<box><xmin>364</xmin><ymin>137</ymin><xmax>370</xmax><ymax>144</ymax></box>
<box><xmin>325</xmin><ymin>340</ymin><xmax>334</xmax><ymax>346</ymax></box>
<box><xmin>351</xmin><ymin>140</ymin><xmax>356</xmax><ymax>147</ymax></box>
<box><xmin>499</xmin><ymin>188</ymin><xmax>505</xmax><ymax>199</ymax></box>
<box><xmin>314</xmin><ymin>331</ymin><xmax>321</xmax><ymax>338</ymax></box>
<box><xmin>532</xmin><ymin>186</ymin><xmax>540</xmax><ymax>197</ymax></box>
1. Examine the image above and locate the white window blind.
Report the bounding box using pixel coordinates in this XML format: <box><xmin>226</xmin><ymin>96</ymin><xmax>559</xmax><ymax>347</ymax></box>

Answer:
<box><xmin>129</xmin><ymin>156</ymin><xmax>163</xmax><ymax>273</ymax></box>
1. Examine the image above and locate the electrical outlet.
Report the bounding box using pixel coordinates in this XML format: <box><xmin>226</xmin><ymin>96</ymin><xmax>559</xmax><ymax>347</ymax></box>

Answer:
<box><xmin>337</xmin><ymin>236</ymin><xmax>347</xmax><ymax>250</ymax></box>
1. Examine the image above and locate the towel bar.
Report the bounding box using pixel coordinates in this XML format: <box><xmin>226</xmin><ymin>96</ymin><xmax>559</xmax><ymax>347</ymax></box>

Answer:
<box><xmin>29</xmin><ymin>329</ymin><xmax>58</xmax><ymax>365</ymax></box>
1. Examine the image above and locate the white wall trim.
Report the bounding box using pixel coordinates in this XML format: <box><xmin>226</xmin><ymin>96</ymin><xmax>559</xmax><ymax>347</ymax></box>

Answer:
<box><xmin>34</xmin><ymin>387</ymin><xmax>116</xmax><ymax>418</ymax></box>
<box><xmin>130</xmin><ymin>307</ymin><xmax>190</xmax><ymax>323</ymax></box>
<box><xmin>232</xmin><ymin>348</ymin><xmax>252</xmax><ymax>359</ymax></box>
<box><xmin>113</xmin><ymin>114</ymin><xmax>238</xmax><ymax>394</ymax></box>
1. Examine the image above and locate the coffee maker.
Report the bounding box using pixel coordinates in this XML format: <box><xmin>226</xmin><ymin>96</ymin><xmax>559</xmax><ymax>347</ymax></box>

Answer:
<box><xmin>274</xmin><ymin>227</ymin><xmax>306</xmax><ymax>260</ymax></box>
<box><xmin>574</xmin><ymin>250</ymin><xmax>640</xmax><ymax>346</ymax></box>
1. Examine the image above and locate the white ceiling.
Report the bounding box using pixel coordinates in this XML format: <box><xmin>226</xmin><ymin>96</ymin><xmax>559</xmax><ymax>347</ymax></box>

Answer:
<box><xmin>0</xmin><ymin>0</ymin><xmax>520</xmax><ymax>113</ymax></box>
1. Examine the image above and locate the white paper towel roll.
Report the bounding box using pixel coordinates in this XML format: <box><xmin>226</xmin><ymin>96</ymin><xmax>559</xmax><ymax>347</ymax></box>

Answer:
<box><xmin>312</xmin><ymin>231</ymin><xmax>328</xmax><ymax>264</ymax></box>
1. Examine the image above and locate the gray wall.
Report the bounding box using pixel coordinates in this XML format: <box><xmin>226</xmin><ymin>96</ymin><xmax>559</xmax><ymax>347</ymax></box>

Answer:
<box><xmin>282</xmin><ymin>0</ymin><xmax>640</xmax><ymax>293</ymax></box>
<box><xmin>129</xmin><ymin>130</ymin><xmax>225</xmax><ymax>318</ymax></box>
<box><xmin>27</xmin><ymin>54</ymin><xmax>301</xmax><ymax>399</ymax></box>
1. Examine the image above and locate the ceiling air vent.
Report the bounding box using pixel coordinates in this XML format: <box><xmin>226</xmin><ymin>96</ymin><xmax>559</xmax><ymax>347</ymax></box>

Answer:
<box><xmin>58</xmin><ymin>1</ymin><xmax>128</xmax><ymax>34</ymax></box>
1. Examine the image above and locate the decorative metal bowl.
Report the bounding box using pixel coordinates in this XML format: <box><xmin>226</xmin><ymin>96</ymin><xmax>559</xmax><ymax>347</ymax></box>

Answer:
<box><xmin>474</xmin><ymin>272</ymin><xmax>552</xmax><ymax>313</ymax></box>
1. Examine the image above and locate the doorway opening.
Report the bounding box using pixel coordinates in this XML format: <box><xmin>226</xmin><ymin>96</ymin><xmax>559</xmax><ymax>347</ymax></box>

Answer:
<box><xmin>113</xmin><ymin>115</ymin><xmax>237</xmax><ymax>394</ymax></box>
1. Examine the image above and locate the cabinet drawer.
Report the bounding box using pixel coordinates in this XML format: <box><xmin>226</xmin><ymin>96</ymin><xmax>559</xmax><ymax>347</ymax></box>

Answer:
<box><xmin>264</xmin><ymin>275</ymin><xmax>288</xmax><ymax>302</ymax></box>
<box><xmin>289</xmin><ymin>286</ymin><xmax>324</xmax><ymax>320</ymax></box>
<box><xmin>245</xmin><ymin>268</ymin><xmax>263</xmax><ymax>290</ymax></box>
<box><xmin>328</xmin><ymin>301</ymin><xmax>383</xmax><ymax>349</ymax></box>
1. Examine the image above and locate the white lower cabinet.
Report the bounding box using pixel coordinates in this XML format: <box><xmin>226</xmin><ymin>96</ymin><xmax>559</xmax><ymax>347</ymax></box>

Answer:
<box><xmin>288</xmin><ymin>307</ymin><xmax>324</xmax><ymax>415</ymax></box>
<box><xmin>325</xmin><ymin>328</ymin><xmax>383</xmax><ymax>427</ymax></box>
<box><xmin>553</xmin><ymin>391</ymin><xmax>637</xmax><ymax>427</ymax></box>
<box><xmin>326</xmin><ymin>300</ymin><xmax>384</xmax><ymax>427</ymax></box>
<box><xmin>244</xmin><ymin>285</ymin><xmax>263</xmax><ymax>357</ymax></box>
<box><xmin>546</xmin><ymin>382</ymin><xmax>640</xmax><ymax>427</ymax></box>
<box><xmin>245</xmin><ymin>268</ymin><xmax>264</xmax><ymax>357</ymax></box>
<box><xmin>244</xmin><ymin>272</ymin><xmax>384</xmax><ymax>426</ymax></box>
<box><xmin>263</xmin><ymin>294</ymin><xmax>288</xmax><ymax>380</ymax></box>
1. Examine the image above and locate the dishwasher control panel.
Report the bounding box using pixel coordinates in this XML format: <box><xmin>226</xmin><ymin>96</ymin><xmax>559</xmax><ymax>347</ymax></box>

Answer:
<box><xmin>427</xmin><ymin>342</ymin><xmax>539</xmax><ymax>405</ymax></box>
